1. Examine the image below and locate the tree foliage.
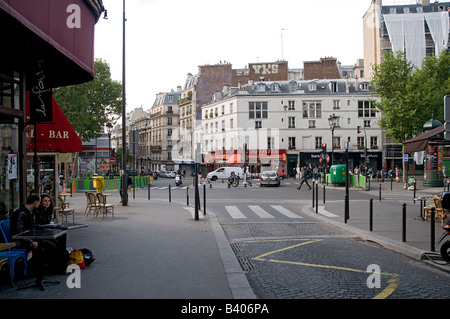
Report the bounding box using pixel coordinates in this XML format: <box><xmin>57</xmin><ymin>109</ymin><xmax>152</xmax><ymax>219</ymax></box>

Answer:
<box><xmin>372</xmin><ymin>50</ymin><xmax>450</xmax><ymax>142</ymax></box>
<box><xmin>54</xmin><ymin>58</ymin><xmax>122</xmax><ymax>141</ymax></box>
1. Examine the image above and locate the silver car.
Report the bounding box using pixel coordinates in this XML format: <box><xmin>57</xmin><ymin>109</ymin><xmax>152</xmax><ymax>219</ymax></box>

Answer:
<box><xmin>259</xmin><ymin>171</ymin><xmax>280</xmax><ymax>187</ymax></box>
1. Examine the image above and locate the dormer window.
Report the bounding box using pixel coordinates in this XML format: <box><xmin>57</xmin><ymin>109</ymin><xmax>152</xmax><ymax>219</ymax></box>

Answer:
<box><xmin>360</xmin><ymin>82</ymin><xmax>370</xmax><ymax>91</ymax></box>
<box><xmin>257</xmin><ymin>83</ymin><xmax>266</xmax><ymax>92</ymax></box>
<box><xmin>329</xmin><ymin>81</ymin><xmax>338</xmax><ymax>93</ymax></box>
<box><xmin>271</xmin><ymin>83</ymin><xmax>280</xmax><ymax>92</ymax></box>
<box><xmin>308</xmin><ymin>82</ymin><xmax>317</xmax><ymax>91</ymax></box>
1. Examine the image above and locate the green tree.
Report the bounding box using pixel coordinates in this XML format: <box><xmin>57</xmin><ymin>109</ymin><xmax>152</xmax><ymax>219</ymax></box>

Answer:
<box><xmin>54</xmin><ymin>58</ymin><xmax>122</xmax><ymax>141</ymax></box>
<box><xmin>372</xmin><ymin>50</ymin><xmax>450</xmax><ymax>143</ymax></box>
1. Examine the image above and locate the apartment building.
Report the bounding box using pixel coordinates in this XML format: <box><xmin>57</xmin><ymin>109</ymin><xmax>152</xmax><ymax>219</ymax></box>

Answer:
<box><xmin>200</xmin><ymin>78</ymin><xmax>382</xmax><ymax>176</ymax></box>
<box><xmin>363</xmin><ymin>0</ymin><xmax>450</xmax><ymax>75</ymax></box>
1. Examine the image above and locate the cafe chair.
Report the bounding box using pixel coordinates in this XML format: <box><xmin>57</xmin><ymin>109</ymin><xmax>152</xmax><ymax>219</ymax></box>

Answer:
<box><xmin>85</xmin><ymin>192</ymin><xmax>100</xmax><ymax>217</ymax></box>
<box><xmin>0</xmin><ymin>257</ymin><xmax>14</xmax><ymax>288</ymax></box>
<box><xmin>96</xmin><ymin>193</ymin><xmax>114</xmax><ymax>218</ymax></box>
<box><xmin>424</xmin><ymin>196</ymin><xmax>446</xmax><ymax>224</ymax></box>
<box><xmin>0</xmin><ymin>220</ymin><xmax>28</xmax><ymax>279</ymax></box>
<box><xmin>57</xmin><ymin>196</ymin><xmax>75</xmax><ymax>223</ymax></box>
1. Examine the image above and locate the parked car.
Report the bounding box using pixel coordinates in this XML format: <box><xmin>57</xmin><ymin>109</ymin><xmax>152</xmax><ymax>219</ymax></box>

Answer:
<box><xmin>167</xmin><ymin>171</ymin><xmax>176</xmax><ymax>178</ymax></box>
<box><xmin>207</xmin><ymin>167</ymin><xmax>244</xmax><ymax>181</ymax></box>
<box><xmin>260</xmin><ymin>171</ymin><xmax>280</xmax><ymax>187</ymax></box>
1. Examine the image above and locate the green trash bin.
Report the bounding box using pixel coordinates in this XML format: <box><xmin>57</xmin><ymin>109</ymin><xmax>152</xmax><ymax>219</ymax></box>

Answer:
<box><xmin>408</xmin><ymin>176</ymin><xmax>416</xmax><ymax>184</ymax></box>
<box><xmin>330</xmin><ymin>165</ymin><xmax>346</xmax><ymax>184</ymax></box>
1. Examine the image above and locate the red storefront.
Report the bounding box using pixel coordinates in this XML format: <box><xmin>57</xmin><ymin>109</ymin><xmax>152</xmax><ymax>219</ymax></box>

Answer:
<box><xmin>0</xmin><ymin>0</ymin><xmax>104</xmax><ymax>217</ymax></box>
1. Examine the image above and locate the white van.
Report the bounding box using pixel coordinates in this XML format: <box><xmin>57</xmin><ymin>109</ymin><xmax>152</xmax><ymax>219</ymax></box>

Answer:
<box><xmin>207</xmin><ymin>167</ymin><xmax>244</xmax><ymax>181</ymax></box>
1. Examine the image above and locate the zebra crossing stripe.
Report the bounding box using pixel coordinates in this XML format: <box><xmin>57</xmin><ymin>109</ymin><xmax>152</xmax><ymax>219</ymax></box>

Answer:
<box><xmin>270</xmin><ymin>205</ymin><xmax>302</xmax><ymax>218</ymax></box>
<box><xmin>225</xmin><ymin>206</ymin><xmax>246</xmax><ymax>219</ymax></box>
<box><xmin>183</xmin><ymin>207</ymin><xmax>204</xmax><ymax>219</ymax></box>
<box><xmin>249</xmin><ymin>205</ymin><xmax>275</xmax><ymax>218</ymax></box>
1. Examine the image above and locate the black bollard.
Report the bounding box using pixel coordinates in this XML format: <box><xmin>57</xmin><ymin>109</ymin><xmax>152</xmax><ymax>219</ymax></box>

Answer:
<box><xmin>203</xmin><ymin>184</ymin><xmax>206</xmax><ymax>215</ymax></box>
<box><xmin>323</xmin><ymin>184</ymin><xmax>326</xmax><ymax>204</ymax></box>
<box><xmin>148</xmin><ymin>183</ymin><xmax>151</xmax><ymax>200</ymax></box>
<box><xmin>169</xmin><ymin>184</ymin><xmax>171</xmax><ymax>202</ymax></box>
<box><xmin>431</xmin><ymin>207</ymin><xmax>435</xmax><ymax>252</ymax></box>
<box><xmin>344</xmin><ymin>195</ymin><xmax>348</xmax><ymax>224</ymax></box>
<box><xmin>369</xmin><ymin>198</ymin><xmax>373</xmax><ymax>231</ymax></box>
<box><xmin>413</xmin><ymin>179</ymin><xmax>416</xmax><ymax>203</ymax></box>
<box><xmin>187</xmin><ymin>186</ymin><xmax>189</xmax><ymax>206</ymax></box>
<box><xmin>315</xmin><ymin>182</ymin><xmax>318</xmax><ymax>214</ymax></box>
<box><xmin>402</xmin><ymin>203</ymin><xmax>406</xmax><ymax>242</ymax></box>
<box><xmin>379</xmin><ymin>184</ymin><xmax>381</xmax><ymax>201</ymax></box>
<box><xmin>312</xmin><ymin>181</ymin><xmax>315</xmax><ymax>209</ymax></box>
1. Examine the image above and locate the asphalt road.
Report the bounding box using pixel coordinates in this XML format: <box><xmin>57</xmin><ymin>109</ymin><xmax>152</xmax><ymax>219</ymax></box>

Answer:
<box><xmin>150</xmin><ymin>177</ymin><xmax>450</xmax><ymax>299</ymax></box>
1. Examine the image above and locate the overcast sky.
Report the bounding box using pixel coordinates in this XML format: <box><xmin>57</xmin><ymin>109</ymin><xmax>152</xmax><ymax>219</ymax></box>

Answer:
<box><xmin>94</xmin><ymin>0</ymin><xmax>383</xmax><ymax>112</ymax></box>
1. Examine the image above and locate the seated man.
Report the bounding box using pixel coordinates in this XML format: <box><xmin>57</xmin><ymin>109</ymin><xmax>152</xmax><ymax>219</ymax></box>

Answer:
<box><xmin>10</xmin><ymin>194</ymin><xmax>68</xmax><ymax>282</ymax></box>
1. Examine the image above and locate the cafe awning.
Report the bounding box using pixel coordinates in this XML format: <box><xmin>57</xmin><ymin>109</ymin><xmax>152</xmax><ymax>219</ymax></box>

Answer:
<box><xmin>26</xmin><ymin>97</ymin><xmax>82</xmax><ymax>153</ymax></box>
<box><xmin>403</xmin><ymin>125</ymin><xmax>444</xmax><ymax>154</ymax></box>
<box><xmin>227</xmin><ymin>154</ymin><xmax>241</xmax><ymax>164</ymax></box>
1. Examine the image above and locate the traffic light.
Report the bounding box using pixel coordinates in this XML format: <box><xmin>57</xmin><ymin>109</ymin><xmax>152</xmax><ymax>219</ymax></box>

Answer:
<box><xmin>244</xmin><ymin>143</ymin><xmax>249</xmax><ymax>163</ymax></box>
<box><xmin>321</xmin><ymin>143</ymin><xmax>327</xmax><ymax>152</ymax></box>
<box><xmin>357</xmin><ymin>126</ymin><xmax>361</xmax><ymax>134</ymax></box>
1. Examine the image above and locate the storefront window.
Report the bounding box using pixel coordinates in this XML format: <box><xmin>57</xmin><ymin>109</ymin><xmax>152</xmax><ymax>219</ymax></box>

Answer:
<box><xmin>0</xmin><ymin>124</ymin><xmax>20</xmax><ymax>218</ymax></box>
<box><xmin>0</xmin><ymin>71</ymin><xmax>22</xmax><ymax>219</ymax></box>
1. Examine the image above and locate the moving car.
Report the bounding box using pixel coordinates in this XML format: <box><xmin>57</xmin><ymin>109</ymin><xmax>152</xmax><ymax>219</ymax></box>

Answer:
<box><xmin>260</xmin><ymin>171</ymin><xmax>280</xmax><ymax>187</ymax></box>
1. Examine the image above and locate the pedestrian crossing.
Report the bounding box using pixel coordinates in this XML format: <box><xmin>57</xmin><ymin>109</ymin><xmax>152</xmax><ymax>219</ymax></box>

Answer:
<box><xmin>225</xmin><ymin>205</ymin><xmax>303</xmax><ymax>220</ymax></box>
<box><xmin>183</xmin><ymin>203</ymin><xmax>339</xmax><ymax>220</ymax></box>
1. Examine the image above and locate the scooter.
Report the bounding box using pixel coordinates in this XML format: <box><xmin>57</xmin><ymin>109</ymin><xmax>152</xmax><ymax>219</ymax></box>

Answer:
<box><xmin>437</xmin><ymin>220</ymin><xmax>450</xmax><ymax>262</ymax></box>
<box><xmin>438</xmin><ymin>191</ymin><xmax>450</xmax><ymax>262</ymax></box>
<box><xmin>175</xmin><ymin>175</ymin><xmax>182</xmax><ymax>186</ymax></box>
<box><xmin>227</xmin><ymin>172</ymin><xmax>239</xmax><ymax>188</ymax></box>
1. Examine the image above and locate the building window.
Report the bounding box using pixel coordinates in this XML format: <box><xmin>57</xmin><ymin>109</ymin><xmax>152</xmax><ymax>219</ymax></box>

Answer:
<box><xmin>288</xmin><ymin>117</ymin><xmax>295</xmax><ymax>128</ymax></box>
<box><xmin>357</xmin><ymin>136</ymin><xmax>365</xmax><ymax>148</ymax></box>
<box><xmin>255</xmin><ymin>121</ymin><xmax>262</xmax><ymax>129</ymax></box>
<box><xmin>333</xmin><ymin>136</ymin><xmax>341</xmax><ymax>149</ymax></box>
<box><xmin>288</xmin><ymin>137</ymin><xmax>296</xmax><ymax>150</ymax></box>
<box><xmin>360</xmin><ymin>83</ymin><xmax>369</xmax><ymax>91</ymax></box>
<box><xmin>249</xmin><ymin>102</ymin><xmax>268</xmax><ymax>119</ymax></box>
<box><xmin>168</xmin><ymin>117</ymin><xmax>172</xmax><ymax>125</ymax></box>
<box><xmin>370</xmin><ymin>136</ymin><xmax>378</xmax><ymax>149</ymax></box>
<box><xmin>230</xmin><ymin>118</ymin><xmax>234</xmax><ymax>129</ymax></box>
<box><xmin>268</xmin><ymin>137</ymin><xmax>274</xmax><ymax>149</ymax></box>
<box><xmin>333</xmin><ymin>100</ymin><xmax>340</xmax><ymax>110</ymax></box>
<box><xmin>308</xmin><ymin>120</ymin><xmax>316</xmax><ymax>128</ymax></box>
<box><xmin>358</xmin><ymin>100</ymin><xmax>376</xmax><ymax>118</ymax></box>
<box><xmin>330</xmin><ymin>81</ymin><xmax>338</xmax><ymax>93</ymax></box>
<box><xmin>288</xmin><ymin>100</ymin><xmax>295</xmax><ymax>110</ymax></box>
<box><xmin>315</xmin><ymin>137</ymin><xmax>323</xmax><ymax>149</ymax></box>
<box><xmin>364</xmin><ymin>120</ymin><xmax>371</xmax><ymax>128</ymax></box>
<box><xmin>302</xmin><ymin>101</ymin><xmax>322</xmax><ymax>118</ymax></box>
<box><xmin>308</xmin><ymin>82</ymin><xmax>317</xmax><ymax>91</ymax></box>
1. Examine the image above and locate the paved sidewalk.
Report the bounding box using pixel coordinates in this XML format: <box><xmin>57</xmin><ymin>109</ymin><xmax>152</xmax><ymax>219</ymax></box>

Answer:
<box><xmin>0</xmin><ymin>190</ymin><xmax>255</xmax><ymax>299</ymax></box>
<box><xmin>305</xmin><ymin>175</ymin><xmax>450</xmax><ymax>273</ymax></box>
<box><xmin>1</xmin><ymin>175</ymin><xmax>448</xmax><ymax>299</ymax></box>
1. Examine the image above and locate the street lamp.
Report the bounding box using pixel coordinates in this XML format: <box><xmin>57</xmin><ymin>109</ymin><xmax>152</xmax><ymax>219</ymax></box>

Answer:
<box><xmin>106</xmin><ymin>122</ymin><xmax>113</xmax><ymax>178</ymax></box>
<box><xmin>328</xmin><ymin>113</ymin><xmax>338</xmax><ymax>166</ymax></box>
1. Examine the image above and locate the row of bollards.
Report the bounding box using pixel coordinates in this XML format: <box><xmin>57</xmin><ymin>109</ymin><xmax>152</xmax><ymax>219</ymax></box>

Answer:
<box><xmin>146</xmin><ymin>182</ymin><xmax>207</xmax><ymax>220</ymax></box>
<box><xmin>366</xmin><ymin>199</ymin><xmax>437</xmax><ymax>252</ymax></box>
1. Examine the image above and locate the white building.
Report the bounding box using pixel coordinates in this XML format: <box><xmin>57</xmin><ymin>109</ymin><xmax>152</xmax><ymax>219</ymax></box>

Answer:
<box><xmin>200</xmin><ymin>78</ymin><xmax>382</xmax><ymax>176</ymax></box>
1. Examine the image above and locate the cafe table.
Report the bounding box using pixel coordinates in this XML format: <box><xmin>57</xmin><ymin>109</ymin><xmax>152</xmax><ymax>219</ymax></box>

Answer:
<box><xmin>0</xmin><ymin>242</ymin><xmax>16</xmax><ymax>252</ymax></box>
<box><xmin>414</xmin><ymin>196</ymin><xmax>428</xmax><ymax>220</ymax></box>
<box><xmin>13</xmin><ymin>229</ymin><xmax>67</xmax><ymax>291</ymax></box>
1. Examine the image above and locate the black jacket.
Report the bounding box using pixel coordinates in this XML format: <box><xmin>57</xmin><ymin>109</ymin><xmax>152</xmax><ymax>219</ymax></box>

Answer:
<box><xmin>10</xmin><ymin>205</ymin><xmax>35</xmax><ymax>249</ymax></box>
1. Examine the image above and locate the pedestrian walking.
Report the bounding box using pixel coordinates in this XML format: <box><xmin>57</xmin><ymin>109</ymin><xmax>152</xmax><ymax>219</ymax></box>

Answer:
<box><xmin>296</xmin><ymin>167</ymin><xmax>312</xmax><ymax>190</ymax></box>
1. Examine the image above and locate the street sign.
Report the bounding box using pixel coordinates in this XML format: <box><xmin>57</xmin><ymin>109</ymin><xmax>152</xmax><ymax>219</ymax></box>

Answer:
<box><xmin>403</xmin><ymin>154</ymin><xmax>408</xmax><ymax>162</ymax></box>
<box><xmin>109</xmin><ymin>157</ymin><xmax>116</xmax><ymax>164</ymax></box>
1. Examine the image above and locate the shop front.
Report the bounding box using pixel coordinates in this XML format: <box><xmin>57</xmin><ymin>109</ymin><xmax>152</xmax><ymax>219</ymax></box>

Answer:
<box><xmin>0</xmin><ymin>0</ymin><xmax>103</xmax><ymax>219</ymax></box>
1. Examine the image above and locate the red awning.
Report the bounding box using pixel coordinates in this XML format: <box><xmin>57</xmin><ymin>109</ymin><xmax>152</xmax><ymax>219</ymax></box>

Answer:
<box><xmin>26</xmin><ymin>97</ymin><xmax>82</xmax><ymax>153</ymax></box>
<box><xmin>227</xmin><ymin>154</ymin><xmax>241</xmax><ymax>164</ymax></box>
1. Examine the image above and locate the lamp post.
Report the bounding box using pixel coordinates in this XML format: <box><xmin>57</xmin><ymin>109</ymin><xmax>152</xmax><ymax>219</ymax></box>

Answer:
<box><xmin>121</xmin><ymin>0</ymin><xmax>127</xmax><ymax>206</ymax></box>
<box><xmin>106</xmin><ymin>122</ymin><xmax>113</xmax><ymax>178</ymax></box>
<box><xmin>328</xmin><ymin>113</ymin><xmax>338</xmax><ymax>166</ymax></box>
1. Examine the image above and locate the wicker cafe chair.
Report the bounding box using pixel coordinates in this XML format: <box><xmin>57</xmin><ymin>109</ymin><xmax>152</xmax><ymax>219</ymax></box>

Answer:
<box><xmin>96</xmin><ymin>193</ymin><xmax>114</xmax><ymax>218</ymax></box>
<box><xmin>85</xmin><ymin>192</ymin><xmax>100</xmax><ymax>217</ymax></box>
<box><xmin>57</xmin><ymin>196</ymin><xmax>75</xmax><ymax>223</ymax></box>
<box><xmin>424</xmin><ymin>196</ymin><xmax>447</xmax><ymax>224</ymax></box>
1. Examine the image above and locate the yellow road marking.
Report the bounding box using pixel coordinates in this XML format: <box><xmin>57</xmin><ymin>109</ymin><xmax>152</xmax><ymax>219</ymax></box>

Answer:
<box><xmin>242</xmin><ymin>238</ymin><xmax>400</xmax><ymax>299</ymax></box>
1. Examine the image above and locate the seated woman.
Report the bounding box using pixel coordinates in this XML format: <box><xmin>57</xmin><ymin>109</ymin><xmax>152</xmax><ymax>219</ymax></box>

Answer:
<box><xmin>34</xmin><ymin>194</ymin><xmax>69</xmax><ymax>275</ymax></box>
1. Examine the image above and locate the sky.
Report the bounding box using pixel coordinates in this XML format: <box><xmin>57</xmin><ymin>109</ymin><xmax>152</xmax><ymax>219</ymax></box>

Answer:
<box><xmin>94</xmin><ymin>0</ymin><xmax>381</xmax><ymax>112</ymax></box>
